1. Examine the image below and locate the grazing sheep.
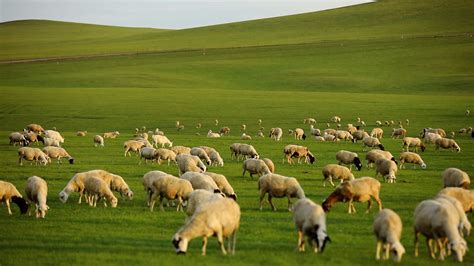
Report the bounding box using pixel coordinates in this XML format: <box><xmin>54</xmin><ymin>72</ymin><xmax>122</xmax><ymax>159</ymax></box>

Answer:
<box><xmin>191</xmin><ymin>147</ymin><xmax>212</xmax><ymax>165</ymax></box>
<box><xmin>209</xmin><ymin>150</ymin><xmax>224</xmax><ymax>167</ymax></box>
<box><xmin>25</xmin><ymin>176</ymin><xmax>49</xmax><ymax>218</ymax></box>
<box><xmin>103</xmin><ymin>131</ymin><xmax>120</xmax><ymax>138</ymax></box>
<box><xmin>219</xmin><ymin>127</ymin><xmax>231</xmax><ymax>136</ymax></box>
<box><xmin>241</xmin><ymin>124</ymin><xmax>246</xmax><ymax>131</ymax></box>
<box><xmin>123</xmin><ymin>140</ymin><xmax>145</xmax><ymax>157</ymax></box>
<box><xmin>375</xmin><ymin>121</ymin><xmax>382</xmax><ymax>126</ymax></box>
<box><xmin>258</xmin><ymin>173</ymin><xmax>305</xmax><ymax>211</ymax></box>
<box><xmin>143</xmin><ymin>170</ymin><xmax>168</xmax><ymax>206</ymax></box>
<box><xmin>204</xmin><ymin>172</ymin><xmax>236</xmax><ymax>200</ymax></box>
<box><xmin>139</xmin><ymin>147</ymin><xmax>157</xmax><ymax>164</ymax></box>
<box><xmin>43</xmin><ymin>137</ymin><xmax>62</xmax><ymax>147</ymax></box>
<box><xmin>181</xmin><ymin>172</ymin><xmax>220</xmax><ymax>192</ymax></box>
<box><xmin>391</xmin><ymin>128</ymin><xmax>407</xmax><ymax>139</ymax></box>
<box><xmin>149</xmin><ymin>174</ymin><xmax>193</xmax><ymax>212</ymax></box>
<box><xmin>235</xmin><ymin>143</ymin><xmax>259</xmax><ymax>160</ymax></box>
<box><xmin>262</xmin><ymin>158</ymin><xmax>275</xmax><ymax>173</ymax></box>
<box><xmin>152</xmin><ymin>134</ymin><xmax>173</xmax><ymax>148</ymax></box>
<box><xmin>435</xmin><ymin>138</ymin><xmax>461</xmax><ymax>152</ymax></box>
<box><xmin>269</xmin><ymin>127</ymin><xmax>283</xmax><ymax>141</ymax></box>
<box><xmin>437</xmin><ymin>187</ymin><xmax>474</xmax><ymax>212</ymax></box>
<box><xmin>93</xmin><ymin>135</ymin><xmax>104</xmax><ymax>147</ymax></box>
<box><xmin>334</xmin><ymin>130</ymin><xmax>354</xmax><ymax>142</ymax></box>
<box><xmin>76</xmin><ymin>131</ymin><xmax>87</xmax><ymax>136</ymax></box>
<box><xmin>314</xmin><ymin>136</ymin><xmax>325</xmax><ymax>142</ymax></box>
<box><xmin>207</xmin><ymin>130</ymin><xmax>221</xmax><ymax>138</ymax></box>
<box><xmin>84</xmin><ymin>176</ymin><xmax>118</xmax><ymax>208</ymax></box>
<box><xmin>402</xmin><ymin>137</ymin><xmax>426</xmax><ymax>152</ymax></box>
<box><xmin>0</xmin><ymin>181</ymin><xmax>28</xmax><ymax>215</ymax></box>
<box><xmin>423</xmin><ymin>132</ymin><xmax>442</xmax><ymax>145</ymax></box>
<box><xmin>241</xmin><ymin>133</ymin><xmax>252</xmax><ymax>140</ymax></box>
<box><xmin>185</xmin><ymin>189</ymin><xmax>225</xmax><ymax>219</ymax></box>
<box><xmin>18</xmin><ymin>147</ymin><xmax>50</xmax><ymax>166</ymax></box>
<box><xmin>375</xmin><ymin>158</ymin><xmax>398</xmax><ymax>183</ymax></box>
<box><xmin>43</xmin><ymin>147</ymin><xmax>73</xmax><ymax>165</ymax></box>
<box><xmin>346</xmin><ymin>124</ymin><xmax>358</xmax><ymax>134</ymax></box>
<box><xmin>23</xmin><ymin>132</ymin><xmax>44</xmax><ymax>145</ymax></box>
<box><xmin>413</xmin><ymin>199</ymin><xmax>467</xmax><ymax>262</ymax></box>
<box><xmin>9</xmin><ymin>132</ymin><xmax>29</xmax><ymax>146</ymax></box>
<box><xmin>171</xmin><ymin>145</ymin><xmax>191</xmax><ymax>155</ymax></box>
<box><xmin>435</xmin><ymin>195</ymin><xmax>471</xmax><ymax>237</ymax></box>
<box><xmin>399</xmin><ymin>152</ymin><xmax>426</xmax><ymax>169</ymax></box>
<box><xmin>172</xmin><ymin>198</ymin><xmax>240</xmax><ymax>255</ymax></box>
<box><xmin>331</xmin><ymin>116</ymin><xmax>341</xmax><ymax>123</ymax></box>
<box><xmin>257</xmin><ymin>130</ymin><xmax>265</xmax><ymax>138</ymax></box>
<box><xmin>323</xmin><ymin>133</ymin><xmax>336</xmax><ymax>142</ymax></box>
<box><xmin>421</xmin><ymin>128</ymin><xmax>447</xmax><ymax>138</ymax></box>
<box><xmin>294</xmin><ymin>128</ymin><xmax>306</xmax><ymax>140</ymax></box>
<box><xmin>362</xmin><ymin>136</ymin><xmax>385</xmax><ymax>151</ymax></box>
<box><xmin>283</xmin><ymin>144</ymin><xmax>315</xmax><ymax>164</ymax></box>
<box><xmin>242</xmin><ymin>158</ymin><xmax>271</xmax><ymax>178</ymax></box>
<box><xmin>322</xmin><ymin>177</ymin><xmax>382</xmax><ymax>213</ymax></box>
<box><xmin>309</xmin><ymin>125</ymin><xmax>321</xmax><ymax>136</ymax></box>
<box><xmin>176</xmin><ymin>154</ymin><xmax>207</xmax><ymax>176</ymax></box>
<box><xmin>304</xmin><ymin>118</ymin><xmax>317</xmax><ymax>125</ymax></box>
<box><xmin>442</xmin><ymin>168</ymin><xmax>470</xmax><ymax>189</ymax></box>
<box><xmin>373</xmin><ymin>209</ymin><xmax>405</xmax><ymax>262</ymax></box>
<box><xmin>109</xmin><ymin>173</ymin><xmax>133</xmax><ymax>200</ymax></box>
<box><xmin>155</xmin><ymin>148</ymin><xmax>177</xmax><ymax>165</ymax></box>
<box><xmin>365</xmin><ymin>150</ymin><xmax>396</xmax><ymax>169</ymax></box>
<box><xmin>335</xmin><ymin>150</ymin><xmax>362</xmax><ymax>171</ymax></box>
<box><xmin>324</xmin><ymin>128</ymin><xmax>336</xmax><ymax>136</ymax></box>
<box><xmin>352</xmin><ymin>130</ymin><xmax>369</xmax><ymax>142</ymax></box>
<box><xmin>43</xmin><ymin>130</ymin><xmax>64</xmax><ymax>143</ymax></box>
<box><xmin>370</xmin><ymin>128</ymin><xmax>384</xmax><ymax>139</ymax></box>
<box><xmin>293</xmin><ymin>198</ymin><xmax>331</xmax><ymax>253</ymax></box>
<box><xmin>322</xmin><ymin>164</ymin><xmax>355</xmax><ymax>187</ymax></box>
<box><xmin>26</xmin><ymin>123</ymin><xmax>45</xmax><ymax>134</ymax></box>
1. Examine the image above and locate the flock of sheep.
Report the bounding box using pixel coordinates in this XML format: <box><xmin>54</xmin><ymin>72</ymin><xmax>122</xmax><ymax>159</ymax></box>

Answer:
<box><xmin>1</xmin><ymin>119</ymin><xmax>473</xmax><ymax>262</ymax></box>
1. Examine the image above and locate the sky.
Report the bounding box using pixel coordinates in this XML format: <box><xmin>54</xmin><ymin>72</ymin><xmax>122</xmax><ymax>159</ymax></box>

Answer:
<box><xmin>1</xmin><ymin>0</ymin><xmax>372</xmax><ymax>29</ymax></box>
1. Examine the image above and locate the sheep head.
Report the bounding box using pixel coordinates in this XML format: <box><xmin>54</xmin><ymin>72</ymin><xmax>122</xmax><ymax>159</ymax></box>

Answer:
<box><xmin>172</xmin><ymin>234</ymin><xmax>189</xmax><ymax>255</ymax></box>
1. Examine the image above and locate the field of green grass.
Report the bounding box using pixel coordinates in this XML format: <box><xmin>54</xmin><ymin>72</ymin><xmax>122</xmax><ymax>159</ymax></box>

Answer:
<box><xmin>0</xmin><ymin>0</ymin><xmax>473</xmax><ymax>265</ymax></box>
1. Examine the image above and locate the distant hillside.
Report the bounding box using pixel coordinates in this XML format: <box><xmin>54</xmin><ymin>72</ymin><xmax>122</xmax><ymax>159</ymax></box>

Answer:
<box><xmin>1</xmin><ymin>0</ymin><xmax>472</xmax><ymax>61</ymax></box>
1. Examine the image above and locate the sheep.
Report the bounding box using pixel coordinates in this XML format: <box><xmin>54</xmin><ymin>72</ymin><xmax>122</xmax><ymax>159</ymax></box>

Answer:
<box><xmin>262</xmin><ymin>158</ymin><xmax>275</xmax><ymax>173</ymax></box>
<box><xmin>155</xmin><ymin>148</ymin><xmax>177</xmax><ymax>165</ymax></box>
<box><xmin>185</xmin><ymin>189</ymin><xmax>225</xmax><ymax>219</ymax></box>
<box><xmin>399</xmin><ymin>152</ymin><xmax>426</xmax><ymax>169</ymax></box>
<box><xmin>322</xmin><ymin>177</ymin><xmax>382</xmax><ymax>213</ymax></box>
<box><xmin>42</xmin><ymin>146</ymin><xmax>74</xmax><ymax>164</ymax></box>
<box><xmin>123</xmin><ymin>140</ymin><xmax>145</xmax><ymax>157</ymax></box>
<box><xmin>413</xmin><ymin>199</ymin><xmax>468</xmax><ymax>262</ymax></box>
<box><xmin>23</xmin><ymin>131</ymin><xmax>44</xmax><ymax>145</ymax></box>
<box><xmin>435</xmin><ymin>138</ymin><xmax>461</xmax><ymax>152</ymax></box>
<box><xmin>196</xmin><ymin>123</ymin><xmax>202</xmax><ymax>129</ymax></box>
<box><xmin>172</xmin><ymin>198</ymin><xmax>240</xmax><ymax>255</ymax></box>
<box><xmin>236</xmin><ymin>143</ymin><xmax>259</xmax><ymax>160</ymax></box>
<box><xmin>171</xmin><ymin>145</ymin><xmax>191</xmax><ymax>155</ymax></box>
<box><xmin>241</xmin><ymin>124</ymin><xmax>246</xmax><ymax>131</ymax></box>
<box><xmin>109</xmin><ymin>173</ymin><xmax>133</xmax><ymax>200</ymax></box>
<box><xmin>180</xmin><ymin>172</ymin><xmax>220</xmax><ymax>192</ymax></box>
<box><xmin>229</xmin><ymin>143</ymin><xmax>242</xmax><ymax>160</ymax></box>
<box><xmin>322</xmin><ymin>164</ymin><xmax>355</xmax><ymax>187</ymax></box>
<box><xmin>421</xmin><ymin>128</ymin><xmax>447</xmax><ymax>138</ymax></box>
<box><xmin>362</xmin><ymin>136</ymin><xmax>385</xmax><ymax>151</ymax></box>
<box><xmin>335</xmin><ymin>150</ymin><xmax>362</xmax><ymax>171</ymax></box>
<box><xmin>346</xmin><ymin>124</ymin><xmax>358</xmax><ymax>134</ymax></box>
<box><xmin>207</xmin><ymin>130</ymin><xmax>221</xmax><ymax>138</ymax></box>
<box><xmin>283</xmin><ymin>144</ymin><xmax>315</xmax><ymax>164</ymax></box>
<box><xmin>209</xmin><ymin>150</ymin><xmax>224</xmax><ymax>167</ymax></box>
<box><xmin>26</xmin><ymin>123</ymin><xmax>45</xmax><ymax>134</ymax></box>
<box><xmin>437</xmin><ymin>187</ymin><xmax>474</xmax><ymax>212</ymax></box>
<box><xmin>241</xmin><ymin>133</ymin><xmax>252</xmax><ymax>140</ymax></box>
<box><xmin>323</xmin><ymin>133</ymin><xmax>336</xmax><ymax>142</ymax></box>
<box><xmin>373</xmin><ymin>209</ymin><xmax>405</xmax><ymax>262</ymax></box>
<box><xmin>196</xmin><ymin>146</ymin><xmax>215</xmax><ymax>156</ymax></box>
<box><xmin>334</xmin><ymin>130</ymin><xmax>354</xmax><ymax>142</ymax></box>
<box><xmin>44</xmin><ymin>129</ymin><xmax>64</xmax><ymax>143</ymax></box>
<box><xmin>93</xmin><ymin>135</ymin><xmax>104</xmax><ymax>147</ymax></box>
<box><xmin>190</xmin><ymin>147</ymin><xmax>212</xmax><ymax>165</ymax></box>
<box><xmin>294</xmin><ymin>128</ymin><xmax>306</xmax><ymax>140</ymax></box>
<box><xmin>442</xmin><ymin>168</ymin><xmax>470</xmax><ymax>189</ymax></box>
<box><xmin>324</xmin><ymin>128</ymin><xmax>336</xmax><ymax>136</ymax></box>
<box><xmin>76</xmin><ymin>131</ymin><xmax>87</xmax><ymax>136</ymax></box>
<box><xmin>309</xmin><ymin>125</ymin><xmax>321</xmax><ymax>136</ymax></box>
<box><xmin>149</xmin><ymin>174</ymin><xmax>193</xmax><ymax>212</ymax></box>
<box><xmin>219</xmin><ymin>127</ymin><xmax>231</xmax><ymax>136</ymax></box>
<box><xmin>143</xmin><ymin>170</ymin><xmax>168</xmax><ymax>206</ymax></box>
<box><xmin>204</xmin><ymin>172</ymin><xmax>236</xmax><ymax>200</ymax></box>
<box><xmin>293</xmin><ymin>198</ymin><xmax>331</xmax><ymax>253</ymax></box>
<box><xmin>288</xmin><ymin>129</ymin><xmax>294</xmax><ymax>135</ymax></box>
<box><xmin>242</xmin><ymin>158</ymin><xmax>271</xmax><ymax>179</ymax></box>
<box><xmin>83</xmin><ymin>176</ymin><xmax>118</xmax><ymax>208</ymax></box>
<box><xmin>375</xmin><ymin>121</ymin><xmax>382</xmax><ymax>126</ymax></box>
<box><xmin>370</xmin><ymin>128</ymin><xmax>384</xmax><ymax>139</ymax></box>
<box><xmin>152</xmin><ymin>134</ymin><xmax>173</xmax><ymax>148</ymax></box>
<box><xmin>24</xmin><ymin>176</ymin><xmax>49</xmax><ymax>218</ymax></box>
<box><xmin>138</xmin><ymin>147</ymin><xmax>157</xmax><ymax>164</ymax></box>
<box><xmin>375</xmin><ymin>158</ymin><xmax>398</xmax><ymax>183</ymax></box>
<box><xmin>215</xmin><ymin>119</ymin><xmax>219</xmax><ymax>126</ymax></box>
<box><xmin>352</xmin><ymin>130</ymin><xmax>369</xmax><ymax>142</ymax></box>
<box><xmin>257</xmin><ymin>130</ymin><xmax>265</xmax><ymax>138</ymax></box>
<box><xmin>43</xmin><ymin>137</ymin><xmax>61</xmax><ymax>147</ymax></box>
<box><xmin>0</xmin><ymin>180</ymin><xmax>28</xmax><ymax>215</ymax></box>
<box><xmin>18</xmin><ymin>147</ymin><xmax>50</xmax><ymax>166</ymax></box>
<box><xmin>258</xmin><ymin>173</ymin><xmax>305</xmax><ymax>211</ymax></box>
<box><xmin>9</xmin><ymin>132</ymin><xmax>29</xmax><ymax>146</ymax></box>
<box><xmin>331</xmin><ymin>116</ymin><xmax>341</xmax><ymax>123</ymax></box>
<box><xmin>135</xmin><ymin>132</ymin><xmax>149</xmax><ymax>140</ymax></box>
<box><xmin>103</xmin><ymin>131</ymin><xmax>120</xmax><ymax>138</ymax></box>
<box><xmin>423</xmin><ymin>132</ymin><xmax>442</xmax><ymax>145</ymax></box>
<box><xmin>269</xmin><ymin>127</ymin><xmax>283</xmax><ymax>141</ymax></box>
<box><xmin>304</xmin><ymin>118</ymin><xmax>317</xmax><ymax>125</ymax></box>
<box><xmin>176</xmin><ymin>154</ymin><xmax>207</xmax><ymax>176</ymax></box>
<box><xmin>365</xmin><ymin>150</ymin><xmax>396</xmax><ymax>168</ymax></box>
<box><xmin>391</xmin><ymin>128</ymin><xmax>406</xmax><ymax>139</ymax></box>
<box><xmin>402</xmin><ymin>137</ymin><xmax>426</xmax><ymax>152</ymax></box>
<box><xmin>314</xmin><ymin>136</ymin><xmax>325</xmax><ymax>142</ymax></box>
<box><xmin>435</xmin><ymin>195</ymin><xmax>471</xmax><ymax>237</ymax></box>
<box><xmin>466</xmin><ymin>109</ymin><xmax>470</xmax><ymax>116</ymax></box>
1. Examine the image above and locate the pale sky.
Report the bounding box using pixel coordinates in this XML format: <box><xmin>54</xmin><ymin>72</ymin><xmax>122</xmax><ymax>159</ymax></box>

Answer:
<box><xmin>1</xmin><ymin>0</ymin><xmax>372</xmax><ymax>29</ymax></box>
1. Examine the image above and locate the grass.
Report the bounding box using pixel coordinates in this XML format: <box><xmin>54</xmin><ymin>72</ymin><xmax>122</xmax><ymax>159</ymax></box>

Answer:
<box><xmin>0</xmin><ymin>0</ymin><xmax>473</xmax><ymax>264</ymax></box>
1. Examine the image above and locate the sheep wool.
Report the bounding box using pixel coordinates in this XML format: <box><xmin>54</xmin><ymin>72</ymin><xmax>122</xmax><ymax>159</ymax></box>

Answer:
<box><xmin>25</xmin><ymin>176</ymin><xmax>49</xmax><ymax>218</ymax></box>
<box><xmin>293</xmin><ymin>198</ymin><xmax>330</xmax><ymax>253</ymax></box>
<box><xmin>373</xmin><ymin>209</ymin><xmax>405</xmax><ymax>262</ymax></box>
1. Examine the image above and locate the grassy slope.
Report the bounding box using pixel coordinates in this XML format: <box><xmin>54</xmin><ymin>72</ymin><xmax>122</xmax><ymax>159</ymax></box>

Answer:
<box><xmin>1</xmin><ymin>0</ymin><xmax>473</xmax><ymax>60</ymax></box>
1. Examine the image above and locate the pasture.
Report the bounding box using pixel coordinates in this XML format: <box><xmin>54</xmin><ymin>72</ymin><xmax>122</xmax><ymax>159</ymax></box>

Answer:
<box><xmin>0</xmin><ymin>0</ymin><xmax>473</xmax><ymax>265</ymax></box>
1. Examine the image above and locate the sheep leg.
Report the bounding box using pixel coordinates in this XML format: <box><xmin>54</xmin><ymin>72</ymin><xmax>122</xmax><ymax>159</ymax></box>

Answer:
<box><xmin>329</xmin><ymin>176</ymin><xmax>335</xmax><ymax>187</ymax></box>
<box><xmin>6</xmin><ymin>200</ymin><xmax>12</xmax><ymax>215</ymax></box>
<box><xmin>297</xmin><ymin>230</ymin><xmax>305</xmax><ymax>252</ymax></box>
<box><xmin>268</xmin><ymin>195</ymin><xmax>276</xmax><ymax>211</ymax></box>
<box><xmin>217</xmin><ymin>233</ymin><xmax>227</xmax><ymax>255</ymax></box>
<box><xmin>287</xmin><ymin>196</ymin><xmax>292</xmax><ymax>212</ymax></box>
<box><xmin>375</xmin><ymin>241</ymin><xmax>382</xmax><ymax>260</ymax></box>
<box><xmin>202</xmin><ymin>236</ymin><xmax>208</xmax><ymax>256</ymax></box>
<box><xmin>383</xmin><ymin>243</ymin><xmax>390</xmax><ymax>260</ymax></box>
<box><xmin>365</xmin><ymin>199</ymin><xmax>373</xmax><ymax>213</ymax></box>
<box><xmin>176</xmin><ymin>197</ymin><xmax>183</xmax><ymax>212</ymax></box>
<box><xmin>426</xmin><ymin>238</ymin><xmax>435</xmax><ymax>259</ymax></box>
<box><xmin>159</xmin><ymin>195</ymin><xmax>165</xmax><ymax>212</ymax></box>
<box><xmin>230</xmin><ymin>231</ymin><xmax>237</xmax><ymax>255</ymax></box>
<box><xmin>149</xmin><ymin>192</ymin><xmax>158</xmax><ymax>212</ymax></box>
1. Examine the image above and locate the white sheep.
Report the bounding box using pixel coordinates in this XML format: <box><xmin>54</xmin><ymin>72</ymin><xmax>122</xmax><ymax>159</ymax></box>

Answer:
<box><xmin>44</xmin><ymin>129</ymin><xmax>65</xmax><ymax>143</ymax></box>
<box><xmin>242</xmin><ymin>158</ymin><xmax>271</xmax><ymax>179</ymax></box>
<box><xmin>375</xmin><ymin>121</ymin><xmax>382</xmax><ymax>126</ymax></box>
<box><xmin>83</xmin><ymin>176</ymin><xmax>118</xmax><ymax>208</ymax></box>
<box><xmin>309</xmin><ymin>125</ymin><xmax>321</xmax><ymax>136</ymax></box>
<box><xmin>365</xmin><ymin>149</ymin><xmax>396</xmax><ymax>169</ymax></box>
<box><xmin>76</xmin><ymin>131</ymin><xmax>87</xmax><ymax>136</ymax></box>
<box><xmin>293</xmin><ymin>198</ymin><xmax>330</xmax><ymax>253</ymax></box>
<box><xmin>9</xmin><ymin>132</ymin><xmax>29</xmax><ymax>146</ymax></box>
<box><xmin>322</xmin><ymin>164</ymin><xmax>355</xmax><ymax>187</ymax></box>
<box><xmin>241</xmin><ymin>133</ymin><xmax>252</xmax><ymax>140</ymax></box>
<box><xmin>190</xmin><ymin>147</ymin><xmax>212</xmax><ymax>166</ymax></box>
<box><xmin>204</xmin><ymin>172</ymin><xmax>236</xmax><ymax>200</ymax></box>
<box><xmin>139</xmin><ymin>147</ymin><xmax>157</xmax><ymax>164</ymax></box>
<box><xmin>219</xmin><ymin>127</ymin><xmax>231</xmax><ymax>135</ymax></box>
<box><xmin>155</xmin><ymin>148</ymin><xmax>177</xmax><ymax>165</ymax></box>
<box><xmin>335</xmin><ymin>150</ymin><xmax>363</xmax><ymax>171</ymax></box>
<box><xmin>423</xmin><ymin>132</ymin><xmax>442</xmax><ymax>145</ymax></box>
<box><xmin>152</xmin><ymin>134</ymin><xmax>173</xmax><ymax>148</ymax></box>
<box><xmin>235</xmin><ymin>143</ymin><xmax>259</xmax><ymax>160</ymax></box>
<box><xmin>149</xmin><ymin>174</ymin><xmax>193</xmax><ymax>212</ymax></box>
<box><xmin>185</xmin><ymin>189</ymin><xmax>225</xmax><ymax>219</ymax></box>
<box><xmin>399</xmin><ymin>152</ymin><xmax>426</xmax><ymax>169</ymax></box>
<box><xmin>171</xmin><ymin>145</ymin><xmax>191</xmax><ymax>155</ymax></box>
<box><xmin>283</xmin><ymin>144</ymin><xmax>315</xmax><ymax>164</ymax></box>
<box><xmin>294</xmin><ymin>128</ymin><xmax>306</xmax><ymax>140</ymax></box>
<box><xmin>123</xmin><ymin>140</ymin><xmax>145</xmax><ymax>157</ymax></box>
<box><xmin>375</xmin><ymin>158</ymin><xmax>398</xmax><ymax>183</ymax></box>
<box><xmin>435</xmin><ymin>195</ymin><xmax>471</xmax><ymax>237</ymax></box>
<box><xmin>103</xmin><ymin>131</ymin><xmax>120</xmax><ymax>138</ymax></box>
<box><xmin>323</xmin><ymin>133</ymin><xmax>336</xmax><ymax>142</ymax></box>
<box><xmin>25</xmin><ymin>176</ymin><xmax>49</xmax><ymax>218</ymax></box>
<box><xmin>335</xmin><ymin>130</ymin><xmax>354</xmax><ymax>142</ymax></box>
<box><xmin>180</xmin><ymin>172</ymin><xmax>220</xmax><ymax>192</ymax></box>
<box><xmin>269</xmin><ymin>127</ymin><xmax>283</xmax><ymax>141</ymax></box>
<box><xmin>314</xmin><ymin>136</ymin><xmax>325</xmax><ymax>141</ymax></box>
<box><xmin>331</xmin><ymin>116</ymin><xmax>341</xmax><ymax>123</ymax></box>
<box><xmin>0</xmin><ymin>180</ymin><xmax>28</xmax><ymax>215</ymax></box>
<box><xmin>26</xmin><ymin>123</ymin><xmax>45</xmax><ymax>134</ymax></box>
<box><xmin>258</xmin><ymin>173</ymin><xmax>305</xmax><ymax>211</ymax></box>
<box><xmin>402</xmin><ymin>137</ymin><xmax>426</xmax><ymax>152</ymax></box>
<box><xmin>391</xmin><ymin>128</ymin><xmax>406</xmax><ymax>139</ymax></box>
<box><xmin>304</xmin><ymin>118</ymin><xmax>317</xmax><ymax>125</ymax></box>
<box><xmin>370</xmin><ymin>128</ymin><xmax>384</xmax><ymax>139</ymax></box>
<box><xmin>346</xmin><ymin>124</ymin><xmax>358</xmax><ymax>134</ymax></box>
<box><xmin>93</xmin><ymin>135</ymin><xmax>104</xmax><ymax>147</ymax></box>
<box><xmin>262</xmin><ymin>158</ymin><xmax>275</xmax><ymax>173</ymax></box>
<box><xmin>176</xmin><ymin>154</ymin><xmax>207</xmax><ymax>176</ymax></box>
<box><xmin>352</xmin><ymin>130</ymin><xmax>369</xmax><ymax>142</ymax></box>
<box><xmin>435</xmin><ymin>138</ymin><xmax>461</xmax><ymax>152</ymax></box>
<box><xmin>229</xmin><ymin>143</ymin><xmax>242</xmax><ymax>160</ymax></box>
<box><xmin>362</xmin><ymin>136</ymin><xmax>385</xmax><ymax>151</ymax></box>
<box><xmin>172</xmin><ymin>198</ymin><xmax>240</xmax><ymax>255</ymax></box>
<box><xmin>437</xmin><ymin>187</ymin><xmax>474</xmax><ymax>212</ymax></box>
<box><xmin>43</xmin><ymin>137</ymin><xmax>61</xmax><ymax>147</ymax></box>
<box><xmin>42</xmin><ymin>146</ymin><xmax>74</xmax><ymax>164</ymax></box>
<box><xmin>373</xmin><ymin>209</ymin><xmax>405</xmax><ymax>262</ymax></box>
<box><xmin>421</xmin><ymin>128</ymin><xmax>446</xmax><ymax>138</ymax></box>
<box><xmin>207</xmin><ymin>130</ymin><xmax>221</xmax><ymax>138</ymax></box>
<box><xmin>18</xmin><ymin>147</ymin><xmax>50</xmax><ymax>166</ymax></box>
<box><xmin>142</xmin><ymin>170</ymin><xmax>168</xmax><ymax>206</ymax></box>
<box><xmin>442</xmin><ymin>168</ymin><xmax>470</xmax><ymax>189</ymax></box>
<box><xmin>324</xmin><ymin>128</ymin><xmax>336</xmax><ymax>136</ymax></box>
<box><xmin>209</xmin><ymin>150</ymin><xmax>224</xmax><ymax>167</ymax></box>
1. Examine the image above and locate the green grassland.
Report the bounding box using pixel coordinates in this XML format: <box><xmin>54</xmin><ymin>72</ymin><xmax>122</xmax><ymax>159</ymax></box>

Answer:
<box><xmin>0</xmin><ymin>0</ymin><xmax>473</xmax><ymax>265</ymax></box>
